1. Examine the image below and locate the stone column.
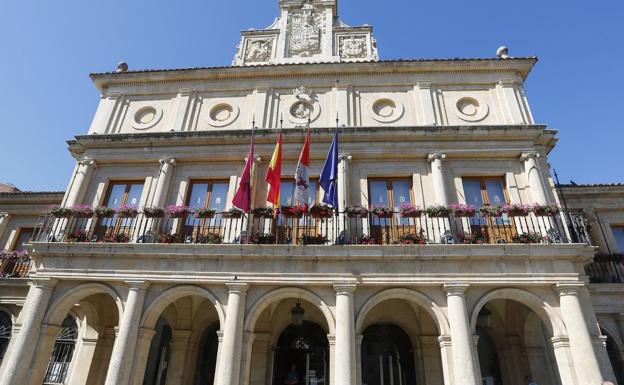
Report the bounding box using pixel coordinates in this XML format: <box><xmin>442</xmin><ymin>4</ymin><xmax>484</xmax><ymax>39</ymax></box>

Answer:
<box><xmin>438</xmin><ymin>335</ymin><xmax>454</xmax><ymax>385</ymax></box>
<box><xmin>428</xmin><ymin>153</ymin><xmax>448</xmax><ymax>206</ymax></box>
<box><xmin>0</xmin><ymin>213</ymin><xmax>10</xmax><ymax>244</ymax></box>
<box><xmin>334</xmin><ymin>284</ymin><xmax>357</xmax><ymax>385</ymax></box>
<box><xmin>520</xmin><ymin>152</ymin><xmax>549</xmax><ymax>205</ymax></box>
<box><xmin>444</xmin><ymin>284</ymin><xmax>479</xmax><ymax>385</ymax></box>
<box><xmin>555</xmin><ymin>283</ymin><xmax>604</xmax><ymax>384</ymax></box>
<box><xmin>165</xmin><ymin>330</ymin><xmax>192</xmax><ymax>385</ymax></box>
<box><xmin>216</xmin><ymin>283</ymin><xmax>248</xmax><ymax>385</ymax></box>
<box><xmin>129</xmin><ymin>328</ymin><xmax>156</xmax><ymax>385</ymax></box>
<box><xmin>64</xmin><ymin>159</ymin><xmax>97</xmax><ymax>208</ymax></box>
<box><xmin>151</xmin><ymin>157</ymin><xmax>177</xmax><ymax>208</ymax></box>
<box><xmin>0</xmin><ymin>279</ymin><xmax>57</xmax><ymax>385</ymax></box>
<box><xmin>27</xmin><ymin>323</ymin><xmax>63</xmax><ymax>385</ymax></box>
<box><xmin>104</xmin><ymin>281</ymin><xmax>150</xmax><ymax>385</ymax></box>
<box><xmin>214</xmin><ymin>330</ymin><xmax>224</xmax><ymax>385</ymax></box>
<box><xmin>355</xmin><ymin>334</ymin><xmax>363</xmax><ymax>385</ymax></box>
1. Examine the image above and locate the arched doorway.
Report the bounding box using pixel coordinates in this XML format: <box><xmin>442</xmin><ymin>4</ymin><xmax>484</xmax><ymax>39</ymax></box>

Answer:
<box><xmin>143</xmin><ymin>317</ymin><xmax>172</xmax><ymax>385</ymax></box>
<box><xmin>273</xmin><ymin>321</ymin><xmax>329</xmax><ymax>385</ymax></box>
<box><xmin>476</xmin><ymin>316</ymin><xmax>503</xmax><ymax>385</ymax></box>
<box><xmin>601</xmin><ymin>327</ymin><xmax>624</xmax><ymax>385</ymax></box>
<box><xmin>43</xmin><ymin>315</ymin><xmax>78</xmax><ymax>385</ymax></box>
<box><xmin>361</xmin><ymin>323</ymin><xmax>416</xmax><ymax>385</ymax></box>
<box><xmin>194</xmin><ymin>322</ymin><xmax>220</xmax><ymax>385</ymax></box>
<box><xmin>0</xmin><ymin>311</ymin><xmax>12</xmax><ymax>365</ymax></box>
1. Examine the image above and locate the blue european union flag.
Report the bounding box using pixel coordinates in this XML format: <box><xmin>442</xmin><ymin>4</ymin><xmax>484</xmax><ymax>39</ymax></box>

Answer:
<box><xmin>320</xmin><ymin>129</ymin><xmax>339</xmax><ymax>208</ymax></box>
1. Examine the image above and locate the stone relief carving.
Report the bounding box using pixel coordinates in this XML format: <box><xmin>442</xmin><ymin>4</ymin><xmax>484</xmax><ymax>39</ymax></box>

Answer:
<box><xmin>291</xmin><ymin>101</ymin><xmax>312</xmax><ymax>120</ymax></box>
<box><xmin>288</xmin><ymin>1</ymin><xmax>325</xmax><ymax>57</ymax></box>
<box><xmin>339</xmin><ymin>36</ymin><xmax>367</xmax><ymax>59</ymax></box>
<box><xmin>287</xmin><ymin>84</ymin><xmax>321</xmax><ymax>125</ymax></box>
<box><xmin>245</xmin><ymin>39</ymin><xmax>273</xmax><ymax>63</ymax></box>
<box><xmin>131</xmin><ymin>106</ymin><xmax>163</xmax><ymax>130</ymax></box>
<box><xmin>455</xmin><ymin>96</ymin><xmax>490</xmax><ymax>122</ymax></box>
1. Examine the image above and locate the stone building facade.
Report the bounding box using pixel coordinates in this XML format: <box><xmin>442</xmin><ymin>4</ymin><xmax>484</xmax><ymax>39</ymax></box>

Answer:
<box><xmin>1</xmin><ymin>1</ymin><xmax>624</xmax><ymax>385</ymax></box>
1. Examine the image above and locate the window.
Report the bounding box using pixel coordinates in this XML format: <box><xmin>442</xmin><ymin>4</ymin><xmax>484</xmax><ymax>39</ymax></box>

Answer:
<box><xmin>462</xmin><ymin>177</ymin><xmax>510</xmax><ymax>225</ymax></box>
<box><xmin>612</xmin><ymin>226</ymin><xmax>624</xmax><ymax>253</ymax></box>
<box><xmin>0</xmin><ymin>311</ymin><xmax>11</xmax><ymax>364</ymax></box>
<box><xmin>99</xmin><ymin>181</ymin><xmax>145</xmax><ymax>230</ymax></box>
<box><xmin>11</xmin><ymin>228</ymin><xmax>34</xmax><ymax>252</ymax></box>
<box><xmin>368</xmin><ymin>179</ymin><xmax>413</xmax><ymax>224</ymax></box>
<box><xmin>186</xmin><ymin>181</ymin><xmax>230</xmax><ymax>213</ymax></box>
<box><xmin>43</xmin><ymin>315</ymin><xmax>78</xmax><ymax>385</ymax></box>
<box><xmin>280</xmin><ymin>180</ymin><xmax>319</xmax><ymax>207</ymax></box>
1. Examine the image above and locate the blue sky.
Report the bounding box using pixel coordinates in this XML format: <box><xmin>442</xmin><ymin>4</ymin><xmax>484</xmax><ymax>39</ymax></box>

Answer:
<box><xmin>0</xmin><ymin>0</ymin><xmax>622</xmax><ymax>191</ymax></box>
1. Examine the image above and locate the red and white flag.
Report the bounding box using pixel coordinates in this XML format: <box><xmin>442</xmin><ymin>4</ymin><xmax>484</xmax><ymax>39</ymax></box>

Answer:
<box><xmin>294</xmin><ymin>129</ymin><xmax>311</xmax><ymax>205</ymax></box>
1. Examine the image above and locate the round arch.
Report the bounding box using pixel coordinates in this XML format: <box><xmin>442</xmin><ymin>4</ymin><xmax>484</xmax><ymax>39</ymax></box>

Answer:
<box><xmin>599</xmin><ymin>323</ymin><xmax>624</xmax><ymax>355</ymax></box>
<box><xmin>44</xmin><ymin>283</ymin><xmax>123</xmax><ymax>326</ymax></box>
<box><xmin>140</xmin><ymin>285</ymin><xmax>225</xmax><ymax>329</ymax></box>
<box><xmin>244</xmin><ymin>287</ymin><xmax>335</xmax><ymax>334</ymax></box>
<box><xmin>469</xmin><ymin>288</ymin><xmax>566</xmax><ymax>337</ymax></box>
<box><xmin>355</xmin><ymin>288</ymin><xmax>450</xmax><ymax>335</ymax></box>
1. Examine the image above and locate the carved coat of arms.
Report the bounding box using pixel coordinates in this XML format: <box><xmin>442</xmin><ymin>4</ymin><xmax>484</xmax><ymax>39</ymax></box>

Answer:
<box><xmin>288</xmin><ymin>4</ymin><xmax>324</xmax><ymax>56</ymax></box>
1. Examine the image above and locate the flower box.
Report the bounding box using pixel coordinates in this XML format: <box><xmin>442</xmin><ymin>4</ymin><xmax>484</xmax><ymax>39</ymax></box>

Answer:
<box><xmin>460</xmin><ymin>232</ymin><xmax>487</xmax><ymax>244</ymax></box>
<box><xmin>70</xmin><ymin>205</ymin><xmax>95</xmax><ymax>218</ymax></box>
<box><xmin>396</xmin><ymin>233</ymin><xmax>427</xmax><ymax>245</ymax></box>
<box><xmin>281</xmin><ymin>205</ymin><xmax>308</xmax><ymax>219</ymax></box>
<box><xmin>250</xmin><ymin>233</ymin><xmax>275</xmax><ymax>245</ymax></box>
<box><xmin>503</xmin><ymin>204</ymin><xmax>531</xmax><ymax>217</ymax></box>
<box><xmin>479</xmin><ymin>206</ymin><xmax>503</xmax><ymax>218</ymax></box>
<box><xmin>370</xmin><ymin>206</ymin><xmax>394</xmax><ymax>218</ymax></box>
<box><xmin>194</xmin><ymin>208</ymin><xmax>216</xmax><ymax>219</ymax></box>
<box><xmin>95</xmin><ymin>207</ymin><xmax>116</xmax><ymax>218</ymax></box>
<box><xmin>345</xmin><ymin>205</ymin><xmax>369</xmax><ymax>218</ymax></box>
<box><xmin>166</xmin><ymin>205</ymin><xmax>191</xmax><ymax>219</ymax></box>
<box><xmin>300</xmin><ymin>235</ymin><xmax>329</xmax><ymax>245</ymax></box>
<box><xmin>512</xmin><ymin>232</ymin><xmax>544</xmax><ymax>244</ymax></box>
<box><xmin>424</xmin><ymin>205</ymin><xmax>452</xmax><ymax>218</ymax></box>
<box><xmin>450</xmin><ymin>204</ymin><xmax>477</xmax><ymax>218</ymax></box>
<box><xmin>118</xmin><ymin>205</ymin><xmax>139</xmax><ymax>218</ymax></box>
<box><xmin>143</xmin><ymin>207</ymin><xmax>165</xmax><ymax>218</ymax></box>
<box><xmin>222</xmin><ymin>208</ymin><xmax>244</xmax><ymax>219</ymax></box>
<box><xmin>532</xmin><ymin>204</ymin><xmax>561</xmax><ymax>217</ymax></box>
<box><xmin>50</xmin><ymin>207</ymin><xmax>73</xmax><ymax>218</ymax></box>
<box><xmin>399</xmin><ymin>204</ymin><xmax>423</xmax><ymax>218</ymax></box>
<box><xmin>197</xmin><ymin>233</ymin><xmax>223</xmax><ymax>244</ymax></box>
<box><xmin>252</xmin><ymin>207</ymin><xmax>275</xmax><ymax>219</ymax></box>
<box><xmin>309</xmin><ymin>203</ymin><xmax>334</xmax><ymax>219</ymax></box>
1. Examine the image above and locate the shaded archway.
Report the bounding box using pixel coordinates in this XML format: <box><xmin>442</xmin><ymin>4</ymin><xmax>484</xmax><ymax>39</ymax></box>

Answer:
<box><xmin>193</xmin><ymin>322</ymin><xmax>220</xmax><ymax>385</ymax></box>
<box><xmin>0</xmin><ymin>310</ymin><xmax>12</xmax><ymax>364</ymax></box>
<box><xmin>143</xmin><ymin>317</ymin><xmax>172</xmax><ymax>385</ymax></box>
<box><xmin>273</xmin><ymin>321</ymin><xmax>330</xmax><ymax>385</ymax></box>
<box><xmin>361</xmin><ymin>323</ymin><xmax>416</xmax><ymax>385</ymax></box>
<box><xmin>42</xmin><ymin>315</ymin><xmax>78</xmax><ymax>384</ymax></box>
<box><xmin>601</xmin><ymin>326</ymin><xmax>624</xmax><ymax>385</ymax></box>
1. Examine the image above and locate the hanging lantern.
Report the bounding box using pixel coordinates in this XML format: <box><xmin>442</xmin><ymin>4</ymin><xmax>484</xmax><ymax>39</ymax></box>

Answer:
<box><xmin>477</xmin><ymin>307</ymin><xmax>492</xmax><ymax>329</ymax></box>
<box><xmin>291</xmin><ymin>301</ymin><xmax>305</xmax><ymax>326</ymax></box>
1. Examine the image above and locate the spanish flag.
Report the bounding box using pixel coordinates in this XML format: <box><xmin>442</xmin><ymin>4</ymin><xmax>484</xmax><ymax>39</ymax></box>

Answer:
<box><xmin>265</xmin><ymin>132</ymin><xmax>282</xmax><ymax>206</ymax></box>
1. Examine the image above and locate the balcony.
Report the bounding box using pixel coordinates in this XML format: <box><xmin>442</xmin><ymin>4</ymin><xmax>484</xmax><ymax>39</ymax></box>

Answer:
<box><xmin>32</xmin><ymin>209</ymin><xmax>590</xmax><ymax>247</ymax></box>
<box><xmin>585</xmin><ymin>253</ymin><xmax>624</xmax><ymax>283</ymax></box>
<box><xmin>0</xmin><ymin>251</ymin><xmax>32</xmax><ymax>279</ymax></box>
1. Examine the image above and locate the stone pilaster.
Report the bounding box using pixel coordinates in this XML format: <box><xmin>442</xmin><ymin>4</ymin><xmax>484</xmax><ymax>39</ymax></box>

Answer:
<box><xmin>520</xmin><ymin>152</ymin><xmax>549</xmax><ymax>205</ymax></box>
<box><xmin>428</xmin><ymin>153</ymin><xmax>448</xmax><ymax>206</ymax></box>
<box><xmin>152</xmin><ymin>157</ymin><xmax>177</xmax><ymax>208</ymax></box>
<box><xmin>64</xmin><ymin>158</ymin><xmax>97</xmax><ymax>208</ymax></box>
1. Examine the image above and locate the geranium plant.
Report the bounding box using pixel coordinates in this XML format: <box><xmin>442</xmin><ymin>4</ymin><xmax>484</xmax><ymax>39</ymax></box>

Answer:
<box><xmin>281</xmin><ymin>204</ymin><xmax>308</xmax><ymax>219</ymax></box>
<box><xmin>450</xmin><ymin>204</ymin><xmax>477</xmax><ymax>218</ymax></box>
<box><xmin>94</xmin><ymin>206</ymin><xmax>116</xmax><ymax>217</ymax></box>
<box><xmin>532</xmin><ymin>204</ymin><xmax>561</xmax><ymax>216</ymax></box>
<box><xmin>143</xmin><ymin>207</ymin><xmax>165</xmax><ymax>218</ymax></box>
<box><xmin>222</xmin><ymin>208</ymin><xmax>244</xmax><ymax>219</ymax></box>
<box><xmin>197</xmin><ymin>233</ymin><xmax>223</xmax><ymax>244</ymax></box>
<box><xmin>459</xmin><ymin>232</ymin><xmax>487</xmax><ymax>244</ymax></box>
<box><xmin>356</xmin><ymin>235</ymin><xmax>376</xmax><ymax>245</ymax></box>
<box><xmin>300</xmin><ymin>235</ymin><xmax>329</xmax><ymax>245</ymax></box>
<box><xmin>250</xmin><ymin>233</ymin><xmax>275</xmax><ymax>245</ymax></box>
<box><xmin>345</xmin><ymin>205</ymin><xmax>369</xmax><ymax>218</ymax></box>
<box><xmin>512</xmin><ymin>232</ymin><xmax>545</xmax><ymax>244</ymax></box>
<box><xmin>70</xmin><ymin>205</ymin><xmax>95</xmax><ymax>218</ymax></box>
<box><xmin>309</xmin><ymin>203</ymin><xmax>334</xmax><ymax>219</ymax></box>
<box><xmin>50</xmin><ymin>206</ymin><xmax>73</xmax><ymax>218</ymax></box>
<box><xmin>479</xmin><ymin>205</ymin><xmax>504</xmax><ymax>217</ymax></box>
<box><xmin>194</xmin><ymin>207</ymin><xmax>217</xmax><ymax>219</ymax></box>
<box><xmin>252</xmin><ymin>207</ymin><xmax>275</xmax><ymax>219</ymax></box>
<box><xmin>424</xmin><ymin>205</ymin><xmax>452</xmax><ymax>218</ymax></box>
<box><xmin>166</xmin><ymin>205</ymin><xmax>191</xmax><ymax>218</ymax></box>
<box><xmin>370</xmin><ymin>206</ymin><xmax>394</xmax><ymax>218</ymax></box>
<box><xmin>503</xmin><ymin>204</ymin><xmax>531</xmax><ymax>217</ymax></box>
<box><xmin>118</xmin><ymin>205</ymin><xmax>139</xmax><ymax>218</ymax></box>
<box><xmin>396</xmin><ymin>232</ymin><xmax>427</xmax><ymax>245</ymax></box>
<box><xmin>399</xmin><ymin>204</ymin><xmax>423</xmax><ymax>218</ymax></box>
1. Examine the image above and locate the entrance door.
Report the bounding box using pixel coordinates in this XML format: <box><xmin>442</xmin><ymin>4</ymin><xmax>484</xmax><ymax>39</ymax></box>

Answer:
<box><xmin>273</xmin><ymin>321</ymin><xmax>329</xmax><ymax>385</ymax></box>
<box><xmin>361</xmin><ymin>324</ymin><xmax>416</xmax><ymax>385</ymax></box>
<box><xmin>463</xmin><ymin>178</ymin><xmax>516</xmax><ymax>243</ymax></box>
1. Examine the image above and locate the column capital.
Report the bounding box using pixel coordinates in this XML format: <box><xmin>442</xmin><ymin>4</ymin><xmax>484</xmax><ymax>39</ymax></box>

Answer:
<box><xmin>416</xmin><ymin>81</ymin><xmax>433</xmax><ymax>89</ymax></box>
<box><xmin>327</xmin><ymin>333</ymin><xmax>336</xmax><ymax>345</ymax></box>
<box><xmin>125</xmin><ymin>280</ymin><xmax>150</xmax><ymax>291</ymax></box>
<box><xmin>338</xmin><ymin>153</ymin><xmax>352</xmax><ymax>162</ymax></box>
<box><xmin>0</xmin><ymin>212</ymin><xmax>10</xmax><ymax>219</ymax></box>
<box><xmin>31</xmin><ymin>278</ymin><xmax>59</xmax><ymax>290</ymax></box>
<box><xmin>159</xmin><ymin>156</ymin><xmax>177</xmax><ymax>166</ymax></box>
<box><xmin>551</xmin><ymin>335</ymin><xmax>570</xmax><ymax>348</ymax></box>
<box><xmin>178</xmin><ymin>88</ymin><xmax>194</xmax><ymax>96</ymax></box>
<box><xmin>444</xmin><ymin>283</ymin><xmax>470</xmax><ymax>296</ymax></box>
<box><xmin>217</xmin><ymin>330</ymin><xmax>224</xmax><ymax>342</ymax></box>
<box><xmin>437</xmin><ymin>335</ymin><xmax>452</xmax><ymax>348</ymax></box>
<box><xmin>334</xmin><ymin>283</ymin><xmax>357</xmax><ymax>295</ymax></box>
<box><xmin>554</xmin><ymin>282</ymin><xmax>585</xmax><ymax>296</ymax></box>
<box><xmin>428</xmin><ymin>152</ymin><xmax>447</xmax><ymax>162</ymax></box>
<box><xmin>226</xmin><ymin>282</ymin><xmax>249</xmax><ymax>294</ymax></box>
<box><xmin>497</xmin><ymin>79</ymin><xmax>519</xmax><ymax>87</ymax></box>
<box><xmin>520</xmin><ymin>152</ymin><xmax>540</xmax><ymax>162</ymax></box>
<box><xmin>104</xmin><ymin>91</ymin><xmax>123</xmax><ymax>99</ymax></box>
<box><xmin>78</xmin><ymin>158</ymin><xmax>97</xmax><ymax>168</ymax></box>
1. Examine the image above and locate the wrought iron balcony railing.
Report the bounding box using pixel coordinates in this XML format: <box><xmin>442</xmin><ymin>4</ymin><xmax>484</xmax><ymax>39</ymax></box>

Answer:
<box><xmin>0</xmin><ymin>251</ymin><xmax>32</xmax><ymax>279</ymax></box>
<box><xmin>32</xmin><ymin>210</ymin><xmax>590</xmax><ymax>247</ymax></box>
<box><xmin>585</xmin><ymin>253</ymin><xmax>624</xmax><ymax>283</ymax></box>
